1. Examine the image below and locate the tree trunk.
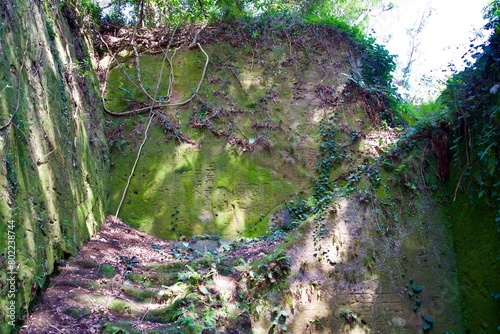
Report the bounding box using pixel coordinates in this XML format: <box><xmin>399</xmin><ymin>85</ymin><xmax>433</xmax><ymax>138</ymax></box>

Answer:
<box><xmin>197</xmin><ymin>0</ymin><xmax>208</xmax><ymax>18</ymax></box>
<box><xmin>139</xmin><ymin>0</ymin><xmax>145</xmax><ymax>28</ymax></box>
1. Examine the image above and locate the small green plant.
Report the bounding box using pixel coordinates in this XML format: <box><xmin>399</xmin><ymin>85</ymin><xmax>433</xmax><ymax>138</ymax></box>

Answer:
<box><xmin>78</xmin><ymin>0</ymin><xmax>102</xmax><ymax>25</ymax></box>
<box><xmin>118</xmin><ymin>255</ymin><xmax>139</xmax><ymax>270</ymax></box>
<box><xmin>258</xmin><ymin>249</ymin><xmax>291</xmax><ymax>285</ymax></box>
<box><xmin>356</xmin><ymin>189</ymin><xmax>372</xmax><ymax>204</ymax></box>
<box><xmin>339</xmin><ymin>309</ymin><xmax>358</xmax><ymax>327</ymax></box>
<box><xmin>177</xmin><ymin>264</ymin><xmax>215</xmax><ymax>286</ymax></box>
<box><xmin>285</xmin><ymin>199</ymin><xmax>311</xmax><ymax>228</ymax></box>
<box><xmin>234</xmin><ymin>249</ymin><xmax>291</xmax><ymax>321</ymax></box>
<box><xmin>270</xmin><ymin>307</ymin><xmax>289</xmax><ymax>333</ymax></box>
<box><xmin>45</xmin><ymin>20</ymin><xmax>56</xmax><ymax>40</ymax></box>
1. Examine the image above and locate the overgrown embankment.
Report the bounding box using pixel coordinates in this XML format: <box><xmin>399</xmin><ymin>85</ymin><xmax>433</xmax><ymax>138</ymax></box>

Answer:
<box><xmin>102</xmin><ymin>19</ymin><xmax>399</xmax><ymax>240</ymax></box>
<box><xmin>0</xmin><ymin>1</ymin><xmax>109</xmax><ymax>332</ymax></box>
<box><xmin>3</xmin><ymin>1</ymin><xmax>499</xmax><ymax>332</ymax></box>
<box><xmin>37</xmin><ymin>19</ymin><xmax>463</xmax><ymax>333</ymax></box>
<box><xmin>434</xmin><ymin>6</ymin><xmax>500</xmax><ymax>329</ymax></box>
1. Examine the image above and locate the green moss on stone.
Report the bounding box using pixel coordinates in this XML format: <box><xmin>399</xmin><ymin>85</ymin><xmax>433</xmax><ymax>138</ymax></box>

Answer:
<box><xmin>63</xmin><ymin>306</ymin><xmax>91</xmax><ymax>318</ymax></box>
<box><xmin>105</xmin><ymin>45</ymin><xmax>329</xmax><ymax>239</ymax></box>
<box><xmin>108</xmin><ymin>299</ymin><xmax>141</xmax><ymax>316</ymax></box>
<box><xmin>122</xmin><ymin>286</ymin><xmax>157</xmax><ymax>302</ymax></box>
<box><xmin>95</xmin><ymin>263</ymin><xmax>118</xmax><ymax>279</ymax></box>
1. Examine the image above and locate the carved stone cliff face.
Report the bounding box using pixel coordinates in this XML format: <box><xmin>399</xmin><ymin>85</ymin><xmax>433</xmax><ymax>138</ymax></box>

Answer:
<box><xmin>0</xmin><ymin>1</ymin><xmax>108</xmax><ymax>330</ymax></box>
<box><xmin>1</xmin><ymin>5</ymin><xmax>496</xmax><ymax>331</ymax></box>
<box><xmin>103</xmin><ymin>26</ymin><xmax>393</xmax><ymax>240</ymax></box>
<box><xmin>97</xmin><ymin>24</ymin><xmax>463</xmax><ymax>332</ymax></box>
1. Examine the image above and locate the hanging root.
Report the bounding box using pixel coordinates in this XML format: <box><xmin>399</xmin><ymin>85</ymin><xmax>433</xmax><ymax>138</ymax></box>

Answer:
<box><xmin>115</xmin><ymin>112</ymin><xmax>154</xmax><ymax>216</ymax></box>
<box><xmin>114</xmin><ymin>26</ymin><xmax>197</xmax><ymax>216</ymax></box>
<box><xmin>99</xmin><ymin>26</ymin><xmax>210</xmax><ymax>117</ymax></box>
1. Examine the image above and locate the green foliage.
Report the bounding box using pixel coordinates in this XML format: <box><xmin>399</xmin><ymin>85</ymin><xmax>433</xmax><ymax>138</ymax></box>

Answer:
<box><xmin>118</xmin><ymin>255</ymin><xmax>139</xmax><ymax>271</ymax></box>
<box><xmin>101</xmin><ymin>322</ymin><xmax>140</xmax><ymax>334</ymax></box>
<box><xmin>339</xmin><ymin>309</ymin><xmax>358</xmax><ymax>326</ymax></box>
<box><xmin>236</xmin><ymin>249</ymin><xmax>291</xmax><ymax>289</ymax></box>
<box><xmin>78</xmin><ymin>0</ymin><xmax>102</xmax><ymax>24</ymax></box>
<box><xmin>360</xmin><ymin>40</ymin><xmax>396</xmax><ymax>89</ymax></box>
<box><xmin>270</xmin><ymin>306</ymin><xmax>289</xmax><ymax>333</ymax></box>
<box><xmin>99</xmin><ymin>0</ymin><xmax>382</xmax><ymax>28</ymax></box>
<box><xmin>234</xmin><ymin>249</ymin><xmax>291</xmax><ymax>321</ymax></box>
<box><xmin>147</xmin><ymin>263</ymin><xmax>226</xmax><ymax>332</ymax></box>
<box><xmin>302</xmin><ymin>13</ymin><xmax>397</xmax><ymax>94</ymax></box>
<box><xmin>399</xmin><ymin>99</ymin><xmax>444</xmax><ymax>126</ymax></box>
<box><xmin>410</xmin><ymin>2</ymin><xmax>500</xmax><ymax>331</ymax></box>
<box><xmin>177</xmin><ymin>264</ymin><xmax>215</xmax><ymax>286</ymax></box>
<box><xmin>306</xmin><ymin>0</ymin><xmax>382</xmax><ymax>28</ymax></box>
<box><xmin>145</xmin><ymin>248</ymin><xmax>290</xmax><ymax>332</ymax></box>
<box><xmin>484</xmin><ymin>0</ymin><xmax>500</xmax><ymax>31</ymax></box>
<box><xmin>6</xmin><ymin>151</ymin><xmax>18</xmax><ymax>195</ymax></box>
<box><xmin>258</xmin><ymin>249</ymin><xmax>291</xmax><ymax>285</ymax></box>
<box><xmin>439</xmin><ymin>0</ymin><xmax>500</xmax><ymax>230</ymax></box>
<box><xmin>45</xmin><ymin>20</ymin><xmax>56</xmax><ymax>40</ymax></box>
<box><xmin>304</xmin><ymin>15</ymin><xmax>400</xmax><ymax>125</ymax></box>
<box><xmin>314</xmin><ymin>117</ymin><xmax>343</xmax><ymax>200</ymax></box>
<box><xmin>102</xmin><ymin>0</ymin><xmax>245</xmax><ymax>26</ymax></box>
<box><xmin>103</xmin><ymin>1</ymin><xmax>127</xmax><ymax>26</ymax></box>
<box><xmin>286</xmin><ymin>199</ymin><xmax>311</xmax><ymax>227</ymax></box>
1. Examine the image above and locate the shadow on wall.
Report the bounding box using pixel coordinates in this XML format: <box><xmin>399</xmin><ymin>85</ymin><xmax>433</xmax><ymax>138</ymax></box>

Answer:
<box><xmin>282</xmin><ymin>195</ymin><xmax>462</xmax><ymax>333</ymax></box>
<box><xmin>0</xmin><ymin>1</ymin><xmax>108</xmax><ymax>332</ymax></box>
<box><xmin>110</xmin><ymin>132</ymin><xmax>302</xmax><ymax>239</ymax></box>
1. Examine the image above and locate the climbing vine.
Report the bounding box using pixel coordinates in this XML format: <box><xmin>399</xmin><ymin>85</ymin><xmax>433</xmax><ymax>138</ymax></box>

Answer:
<box><xmin>313</xmin><ymin>116</ymin><xmax>344</xmax><ymax>201</ymax></box>
<box><xmin>439</xmin><ymin>0</ymin><xmax>500</xmax><ymax>229</ymax></box>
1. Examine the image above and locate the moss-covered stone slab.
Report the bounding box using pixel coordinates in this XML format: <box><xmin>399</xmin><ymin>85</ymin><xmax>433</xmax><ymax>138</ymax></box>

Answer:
<box><xmin>62</xmin><ymin>307</ymin><xmax>91</xmax><ymax>319</ymax></box>
<box><xmin>105</xmin><ymin>43</ymin><xmax>352</xmax><ymax>239</ymax></box>
<box><xmin>94</xmin><ymin>263</ymin><xmax>118</xmax><ymax>279</ymax></box>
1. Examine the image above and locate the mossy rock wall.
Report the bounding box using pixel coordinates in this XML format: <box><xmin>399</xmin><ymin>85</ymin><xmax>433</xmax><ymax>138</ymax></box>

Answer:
<box><xmin>105</xmin><ymin>35</ymin><xmax>356</xmax><ymax>238</ymax></box>
<box><xmin>445</xmin><ymin>173</ymin><xmax>500</xmax><ymax>332</ymax></box>
<box><xmin>100</xmin><ymin>26</ymin><xmax>468</xmax><ymax>331</ymax></box>
<box><xmin>0</xmin><ymin>1</ymin><xmax>108</xmax><ymax>331</ymax></box>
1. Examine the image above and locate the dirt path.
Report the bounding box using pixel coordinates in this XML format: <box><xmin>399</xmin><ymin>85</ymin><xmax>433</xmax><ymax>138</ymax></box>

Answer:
<box><xmin>20</xmin><ymin>215</ymin><xmax>283</xmax><ymax>333</ymax></box>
